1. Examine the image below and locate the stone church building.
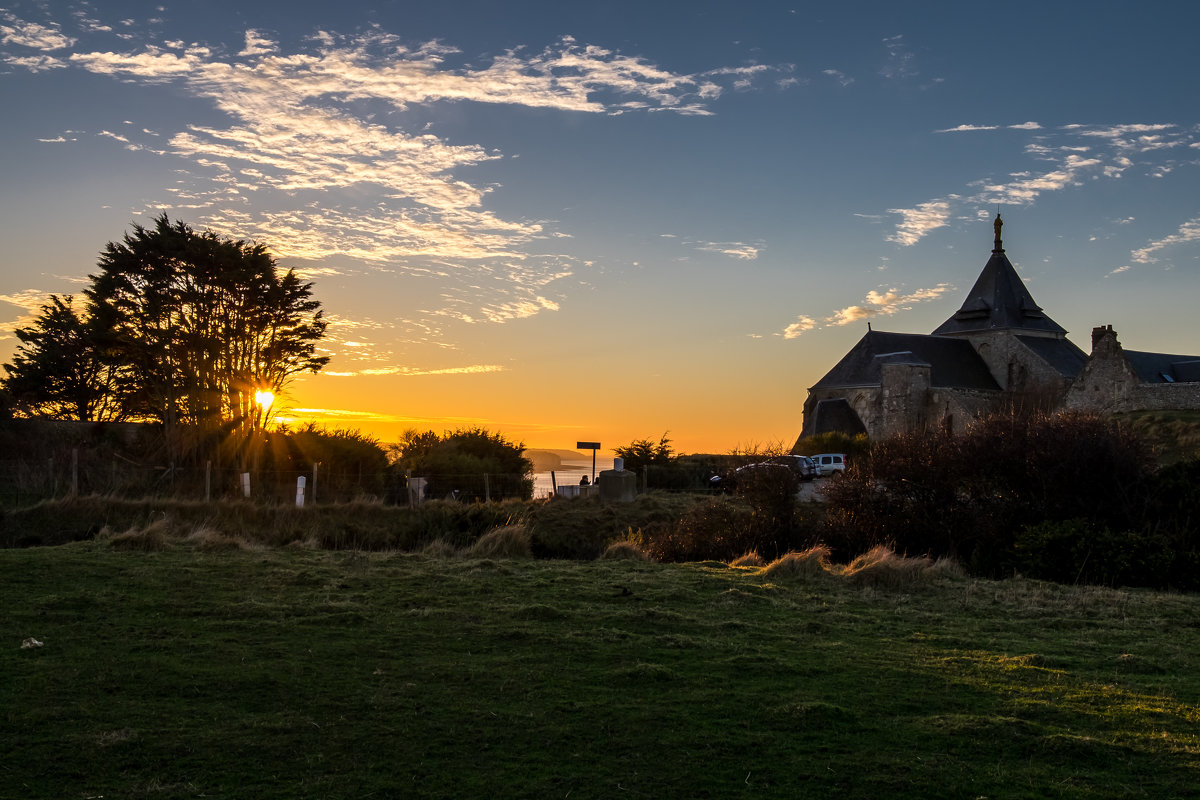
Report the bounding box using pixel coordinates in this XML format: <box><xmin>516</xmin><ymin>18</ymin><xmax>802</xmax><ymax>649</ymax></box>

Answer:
<box><xmin>799</xmin><ymin>215</ymin><xmax>1200</xmax><ymax>440</ymax></box>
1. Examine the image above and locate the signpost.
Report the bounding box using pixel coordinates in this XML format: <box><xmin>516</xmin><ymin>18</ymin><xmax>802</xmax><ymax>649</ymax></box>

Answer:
<box><xmin>576</xmin><ymin>441</ymin><xmax>601</xmax><ymax>484</ymax></box>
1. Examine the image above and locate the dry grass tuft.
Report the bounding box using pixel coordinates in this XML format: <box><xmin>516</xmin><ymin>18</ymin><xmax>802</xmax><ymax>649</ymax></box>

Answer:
<box><xmin>601</xmin><ymin>540</ymin><xmax>651</xmax><ymax>561</ymax></box>
<box><xmin>761</xmin><ymin>545</ymin><xmax>833</xmax><ymax>579</ymax></box>
<box><xmin>421</xmin><ymin>539</ymin><xmax>460</xmax><ymax>559</ymax></box>
<box><xmin>105</xmin><ymin>518</ymin><xmax>171</xmax><ymax>552</ymax></box>
<box><xmin>730</xmin><ymin>551</ymin><xmax>766</xmax><ymax>568</ymax></box>
<box><xmin>842</xmin><ymin>545</ymin><xmax>933</xmax><ymax>589</ymax></box>
<box><xmin>925</xmin><ymin>556</ymin><xmax>967</xmax><ymax>581</ymax></box>
<box><xmin>468</xmin><ymin>525</ymin><xmax>532</xmax><ymax>559</ymax></box>
<box><xmin>186</xmin><ymin>524</ymin><xmax>246</xmax><ymax>551</ymax></box>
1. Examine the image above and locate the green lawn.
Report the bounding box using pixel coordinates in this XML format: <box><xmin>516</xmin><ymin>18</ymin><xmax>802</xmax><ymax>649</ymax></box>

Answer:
<box><xmin>3</xmin><ymin>543</ymin><xmax>1198</xmax><ymax>798</ymax></box>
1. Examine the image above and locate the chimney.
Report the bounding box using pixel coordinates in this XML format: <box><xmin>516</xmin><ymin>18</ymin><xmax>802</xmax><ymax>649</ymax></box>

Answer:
<box><xmin>1091</xmin><ymin>324</ymin><xmax>1115</xmax><ymax>351</ymax></box>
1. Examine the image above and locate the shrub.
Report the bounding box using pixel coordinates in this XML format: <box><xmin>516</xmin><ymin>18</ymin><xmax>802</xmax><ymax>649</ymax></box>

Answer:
<box><xmin>601</xmin><ymin>540</ymin><xmax>650</xmax><ymax>561</ymax></box>
<box><xmin>527</xmin><ymin>492</ymin><xmax>700</xmax><ymax>560</ymax></box>
<box><xmin>645</xmin><ymin>497</ymin><xmax>754</xmax><ymax>562</ymax></box>
<box><xmin>822</xmin><ymin>411</ymin><xmax>1154</xmax><ymax>575</ymax></box>
<box><xmin>1012</xmin><ymin>520</ymin><xmax>1180</xmax><ymax>589</ymax></box>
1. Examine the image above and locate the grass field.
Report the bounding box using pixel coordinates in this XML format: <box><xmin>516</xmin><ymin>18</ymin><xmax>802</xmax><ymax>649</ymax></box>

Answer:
<box><xmin>3</xmin><ymin>542</ymin><xmax>1199</xmax><ymax>798</ymax></box>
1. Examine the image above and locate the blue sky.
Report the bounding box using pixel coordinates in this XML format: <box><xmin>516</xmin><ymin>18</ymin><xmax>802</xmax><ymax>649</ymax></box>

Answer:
<box><xmin>2</xmin><ymin>1</ymin><xmax>1199</xmax><ymax>452</ymax></box>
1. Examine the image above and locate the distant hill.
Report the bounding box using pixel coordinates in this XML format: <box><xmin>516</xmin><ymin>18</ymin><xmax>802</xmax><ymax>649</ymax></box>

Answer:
<box><xmin>524</xmin><ymin>449</ymin><xmax>585</xmax><ymax>472</ymax></box>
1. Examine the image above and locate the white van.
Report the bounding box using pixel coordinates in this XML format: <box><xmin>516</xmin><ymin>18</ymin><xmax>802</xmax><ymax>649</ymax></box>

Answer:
<box><xmin>811</xmin><ymin>453</ymin><xmax>847</xmax><ymax>477</ymax></box>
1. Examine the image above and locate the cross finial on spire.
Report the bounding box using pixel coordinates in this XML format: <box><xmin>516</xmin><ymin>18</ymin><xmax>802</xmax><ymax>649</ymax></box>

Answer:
<box><xmin>993</xmin><ymin>212</ymin><xmax>1004</xmax><ymax>252</ymax></box>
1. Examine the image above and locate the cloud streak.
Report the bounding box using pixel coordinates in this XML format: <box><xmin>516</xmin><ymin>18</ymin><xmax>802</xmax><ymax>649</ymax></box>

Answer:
<box><xmin>1131</xmin><ymin>216</ymin><xmax>1200</xmax><ymax>264</ymax></box>
<box><xmin>782</xmin><ymin>285</ymin><xmax>951</xmax><ymax>338</ymax></box>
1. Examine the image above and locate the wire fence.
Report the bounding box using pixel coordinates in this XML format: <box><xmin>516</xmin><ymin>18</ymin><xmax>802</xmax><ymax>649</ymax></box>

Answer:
<box><xmin>0</xmin><ymin>452</ymin><xmax>732</xmax><ymax>509</ymax></box>
<box><xmin>0</xmin><ymin>455</ymin><xmax>534</xmax><ymax>509</ymax></box>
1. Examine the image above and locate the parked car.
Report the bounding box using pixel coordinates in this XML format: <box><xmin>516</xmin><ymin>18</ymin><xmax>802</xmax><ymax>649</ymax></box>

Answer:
<box><xmin>767</xmin><ymin>454</ymin><xmax>818</xmax><ymax>481</ymax></box>
<box><xmin>709</xmin><ymin>455</ymin><xmax>816</xmax><ymax>493</ymax></box>
<box><xmin>810</xmin><ymin>453</ymin><xmax>847</xmax><ymax>477</ymax></box>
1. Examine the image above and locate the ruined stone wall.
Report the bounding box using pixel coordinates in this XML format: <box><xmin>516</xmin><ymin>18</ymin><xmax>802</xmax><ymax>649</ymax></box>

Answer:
<box><xmin>1060</xmin><ymin>325</ymin><xmax>1200</xmax><ymax>414</ymax></box>
<box><xmin>963</xmin><ymin>331</ymin><xmax>1072</xmax><ymax>396</ymax></box>
<box><xmin>926</xmin><ymin>388</ymin><xmax>1005</xmax><ymax>435</ymax></box>
<box><xmin>802</xmin><ymin>379</ymin><xmax>1004</xmax><ymax>439</ymax></box>
<box><xmin>880</xmin><ymin>362</ymin><xmax>931</xmax><ymax>438</ymax></box>
<box><xmin>1065</xmin><ymin>377</ymin><xmax>1200</xmax><ymax>414</ymax></box>
<box><xmin>801</xmin><ymin>386</ymin><xmax>879</xmax><ymax>438</ymax></box>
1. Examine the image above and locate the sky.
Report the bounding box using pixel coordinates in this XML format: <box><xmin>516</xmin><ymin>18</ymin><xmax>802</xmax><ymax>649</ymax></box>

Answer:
<box><xmin>2</xmin><ymin>1</ymin><xmax>1199</xmax><ymax>455</ymax></box>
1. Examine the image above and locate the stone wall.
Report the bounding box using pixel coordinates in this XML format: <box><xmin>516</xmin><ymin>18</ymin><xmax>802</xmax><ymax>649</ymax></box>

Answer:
<box><xmin>1061</xmin><ymin>325</ymin><xmax>1200</xmax><ymax>414</ymax></box>
<box><xmin>964</xmin><ymin>330</ymin><xmax>1072</xmax><ymax>396</ymax></box>
<box><xmin>879</xmin><ymin>362</ymin><xmax>930</xmax><ymax>437</ymax></box>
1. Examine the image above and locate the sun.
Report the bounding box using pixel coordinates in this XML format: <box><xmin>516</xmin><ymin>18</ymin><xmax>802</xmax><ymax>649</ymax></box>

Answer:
<box><xmin>254</xmin><ymin>390</ymin><xmax>276</xmax><ymax>408</ymax></box>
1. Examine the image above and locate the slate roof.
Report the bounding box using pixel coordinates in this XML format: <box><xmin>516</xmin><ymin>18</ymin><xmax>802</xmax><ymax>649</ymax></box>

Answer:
<box><xmin>811</xmin><ymin>330</ymin><xmax>1001</xmax><ymax>391</ymax></box>
<box><xmin>1015</xmin><ymin>335</ymin><xmax>1088</xmax><ymax>379</ymax></box>
<box><xmin>1123</xmin><ymin>350</ymin><xmax>1200</xmax><ymax>384</ymax></box>
<box><xmin>932</xmin><ymin>221</ymin><xmax>1068</xmax><ymax>336</ymax></box>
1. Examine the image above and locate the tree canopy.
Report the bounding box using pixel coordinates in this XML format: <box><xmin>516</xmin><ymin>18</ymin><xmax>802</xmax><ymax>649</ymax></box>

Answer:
<box><xmin>2</xmin><ymin>214</ymin><xmax>328</xmax><ymax>442</ymax></box>
<box><xmin>390</xmin><ymin>427</ymin><xmax>533</xmax><ymax>501</ymax></box>
<box><xmin>613</xmin><ymin>433</ymin><xmax>674</xmax><ymax>473</ymax></box>
<box><xmin>2</xmin><ymin>294</ymin><xmax>127</xmax><ymax>422</ymax></box>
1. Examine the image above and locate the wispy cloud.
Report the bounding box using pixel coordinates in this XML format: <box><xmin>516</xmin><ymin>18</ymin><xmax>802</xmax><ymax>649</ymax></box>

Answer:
<box><xmin>694</xmin><ymin>241</ymin><xmax>761</xmax><ymax>260</ymax></box>
<box><xmin>822</xmin><ymin>68</ymin><xmax>854</xmax><ymax>87</ymax></box>
<box><xmin>886</xmin><ymin>122</ymin><xmax>1199</xmax><ymax>246</ymax></box>
<box><xmin>936</xmin><ymin>121</ymin><xmax>1042</xmax><ymax>133</ymax></box>
<box><xmin>826</xmin><ymin>286</ymin><xmax>951</xmax><ymax>326</ymax></box>
<box><xmin>1131</xmin><ymin>216</ymin><xmax>1200</xmax><ymax>264</ymax></box>
<box><xmin>2</xmin><ymin>12</ymin><xmax>785</xmax><ymax>339</ymax></box>
<box><xmin>0</xmin><ymin>12</ymin><xmax>76</xmax><ymax>50</ymax></box>
<box><xmin>0</xmin><ymin>288</ymin><xmax>52</xmax><ymax>338</ymax></box>
<box><xmin>887</xmin><ymin>201</ymin><xmax>952</xmax><ymax>246</ymax></box>
<box><xmin>782</xmin><ymin>315</ymin><xmax>816</xmax><ymax>339</ymax></box>
<box><xmin>936</xmin><ymin>123</ymin><xmax>999</xmax><ymax>133</ymax></box>
<box><xmin>329</xmin><ymin>363</ymin><xmax>506</xmax><ymax>377</ymax></box>
<box><xmin>781</xmin><ymin>284</ymin><xmax>951</xmax><ymax>338</ymax></box>
<box><xmin>879</xmin><ymin>35</ymin><xmax>916</xmax><ymax>80</ymax></box>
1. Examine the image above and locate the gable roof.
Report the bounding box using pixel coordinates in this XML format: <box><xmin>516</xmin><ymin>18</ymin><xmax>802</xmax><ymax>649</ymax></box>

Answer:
<box><xmin>811</xmin><ymin>330</ymin><xmax>1000</xmax><ymax>391</ymax></box>
<box><xmin>1015</xmin><ymin>335</ymin><xmax>1088</xmax><ymax>379</ymax></box>
<box><xmin>932</xmin><ymin>215</ymin><xmax>1068</xmax><ymax>337</ymax></box>
<box><xmin>1123</xmin><ymin>350</ymin><xmax>1200</xmax><ymax>384</ymax></box>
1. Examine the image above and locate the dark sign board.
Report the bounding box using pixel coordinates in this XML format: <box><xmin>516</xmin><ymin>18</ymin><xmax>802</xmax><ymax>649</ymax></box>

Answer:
<box><xmin>576</xmin><ymin>441</ymin><xmax>601</xmax><ymax>450</ymax></box>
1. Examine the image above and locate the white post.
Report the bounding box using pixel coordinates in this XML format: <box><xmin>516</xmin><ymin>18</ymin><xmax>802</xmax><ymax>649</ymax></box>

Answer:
<box><xmin>296</xmin><ymin>475</ymin><xmax>306</xmax><ymax>507</ymax></box>
<box><xmin>241</xmin><ymin>471</ymin><xmax>251</xmax><ymax>498</ymax></box>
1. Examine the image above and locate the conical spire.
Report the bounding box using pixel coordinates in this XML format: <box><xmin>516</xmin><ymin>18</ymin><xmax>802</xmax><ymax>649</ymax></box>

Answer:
<box><xmin>932</xmin><ymin>216</ymin><xmax>1067</xmax><ymax>337</ymax></box>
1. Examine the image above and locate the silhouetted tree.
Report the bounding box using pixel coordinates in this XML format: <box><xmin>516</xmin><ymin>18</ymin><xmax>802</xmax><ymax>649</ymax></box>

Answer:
<box><xmin>614</xmin><ymin>433</ymin><xmax>674</xmax><ymax>473</ymax></box>
<box><xmin>86</xmin><ymin>214</ymin><xmax>328</xmax><ymax>436</ymax></box>
<box><xmin>2</xmin><ymin>295</ymin><xmax>128</xmax><ymax>421</ymax></box>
